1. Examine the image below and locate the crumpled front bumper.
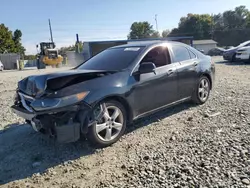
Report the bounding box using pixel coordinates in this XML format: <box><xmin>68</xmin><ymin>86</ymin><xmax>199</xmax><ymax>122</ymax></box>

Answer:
<box><xmin>11</xmin><ymin>99</ymin><xmax>93</xmax><ymax>143</ymax></box>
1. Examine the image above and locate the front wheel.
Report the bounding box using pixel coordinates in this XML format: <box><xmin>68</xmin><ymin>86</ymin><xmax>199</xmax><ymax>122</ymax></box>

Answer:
<box><xmin>87</xmin><ymin>100</ymin><xmax>127</xmax><ymax>147</ymax></box>
<box><xmin>231</xmin><ymin>54</ymin><xmax>236</xmax><ymax>62</ymax></box>
<box><xmin>192</xmin><ymin>76</ymin><xmax>211</xmax><ymax>105</ymax></box>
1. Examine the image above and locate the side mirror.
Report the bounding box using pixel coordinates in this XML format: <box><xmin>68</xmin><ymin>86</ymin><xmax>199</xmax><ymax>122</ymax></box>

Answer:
<box><xmin>139</xmin><ymin>62</ymin><xmax>156</xmax><ymax>74</ymax></box>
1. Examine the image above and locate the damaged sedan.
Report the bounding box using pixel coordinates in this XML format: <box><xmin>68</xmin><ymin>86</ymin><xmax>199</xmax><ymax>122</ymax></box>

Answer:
<box><xmin>12</xmin><ymin>41</ymin><xmax>215</xmax><ymax>147</ymax></box>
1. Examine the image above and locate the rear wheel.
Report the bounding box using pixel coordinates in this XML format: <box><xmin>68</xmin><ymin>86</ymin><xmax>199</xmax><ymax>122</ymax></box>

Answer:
<box><xmin>87</xmin><ymin>100</ymin><xmax>127</xmax><ymax>147</ymax></box>
<box><xmin>192</xmin><ymin>76</ymin><xmax>211</xmax><ymax>105</ymax></box>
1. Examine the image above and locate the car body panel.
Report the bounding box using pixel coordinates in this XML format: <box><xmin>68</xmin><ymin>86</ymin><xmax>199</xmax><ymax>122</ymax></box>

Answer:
<box><xmin>130</xmin><ymin>63</ymin><xmax>178</xmax><ymax>116</ymax></box>
<box><xmin>223</xmin><ymin>41</ymin><xmax>250</xmax><ymax>61</ymax></box>
<box><xmin>0</xmin><ymin>60</ymin><xmax>3</xmax><ymax>71</ymax></box>
<box><xmin>176</xmin><ymin>59</ymin><xmax>198</xmax><ymax>98</ymax></box>
<box><xmin>236</xmin><ymin>46</ymin><xmax>250</xmax><ymax>61</ymax></box>
<box><xmin>208</xmin><ymin>47</ymin><xmax>225</xmax><ymax>56</ymax></box>
<box><xmin>12</xmin><ymin>41</ymin><xmax>215</xmax><ymax>143</ymax></box>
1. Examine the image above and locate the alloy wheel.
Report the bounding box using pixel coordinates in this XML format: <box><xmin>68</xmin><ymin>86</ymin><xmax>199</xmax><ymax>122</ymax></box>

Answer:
<box><xmin>198</xmin><ymin>78</ymin><xmax>210</xmax><ymax>102</ymax></box>
<box><xmin>95</xmin><ymin>104</ymin><xmax>124</xmax><ymax>142</ymax></box>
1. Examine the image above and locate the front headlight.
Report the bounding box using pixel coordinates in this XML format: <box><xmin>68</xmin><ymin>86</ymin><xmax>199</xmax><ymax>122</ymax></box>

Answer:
<box><xmin>31</xmin><ymin>91</ymin><xmax>89</xmax><ymax>111</ymax></box>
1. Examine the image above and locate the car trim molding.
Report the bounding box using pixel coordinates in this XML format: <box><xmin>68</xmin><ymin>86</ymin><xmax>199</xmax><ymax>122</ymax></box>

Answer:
<box><xmin>133</xmin><ymin>96</ymin><xmax>191</xmax><ymax>120</ymax></box>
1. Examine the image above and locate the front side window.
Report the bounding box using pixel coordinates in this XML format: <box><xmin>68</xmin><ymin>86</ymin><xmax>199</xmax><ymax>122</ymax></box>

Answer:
<box><xmin>140</xmin><ymin>46</ymin><xmax>171</xmax><ymax>68</ymax></box>
<box><xmin>172</xmin><ymin>45</ymin><xmax>191</xmax><ymax>62</ymax></box>
<box><xmin>78</xmin><ymin>47</ymin><xmax>144</xmax><ymax>71</ymax></box>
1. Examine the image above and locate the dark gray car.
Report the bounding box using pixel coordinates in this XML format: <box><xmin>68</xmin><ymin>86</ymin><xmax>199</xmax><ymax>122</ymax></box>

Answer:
<box><xmin>12</xmin><ymin>41</ymin><xmax>215</xmax><ymax>147</ymax></box>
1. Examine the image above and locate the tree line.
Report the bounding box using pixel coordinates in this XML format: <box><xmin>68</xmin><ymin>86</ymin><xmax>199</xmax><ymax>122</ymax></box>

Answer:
<box><xmin>128</xmin><ymin>5</ymin><xmax>250</xmax><ymax>46</ymax></box>
<box><xmin>0</xmin><ymin>24</ymin><xmax>25</xmax><ymax>55</ymax></box>
<box><xmin>1</xmin><ymin>5</ymin><xmax>249</xmax><ymax>56</ymax></box>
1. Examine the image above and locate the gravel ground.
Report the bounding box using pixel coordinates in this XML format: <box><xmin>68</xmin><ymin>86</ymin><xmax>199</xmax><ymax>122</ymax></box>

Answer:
<box><xmin>0</xmin><ymin>57</ymin><xmax>250</xmax><ymax>188</ymax></box>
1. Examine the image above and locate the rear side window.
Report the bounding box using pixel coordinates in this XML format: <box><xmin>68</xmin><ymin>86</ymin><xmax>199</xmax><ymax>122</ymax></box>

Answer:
<box><xmin>172</xmin><ymin>45</ymin><xmax>191</xmax><ymax>62</ymax></box>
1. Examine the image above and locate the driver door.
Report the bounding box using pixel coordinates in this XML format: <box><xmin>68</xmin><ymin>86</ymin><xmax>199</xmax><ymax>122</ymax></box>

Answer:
<box><xmin>131</xmin><ymin>46</ymin><xmax>178</xmax><ymax>117</ymax></box>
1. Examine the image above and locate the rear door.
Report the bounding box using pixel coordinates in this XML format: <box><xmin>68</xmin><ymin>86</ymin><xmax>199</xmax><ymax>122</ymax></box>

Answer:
<box><xmin>171</xmin><ymin>45</ymin><xmax>199</xmax><ymax>99</ymax></box>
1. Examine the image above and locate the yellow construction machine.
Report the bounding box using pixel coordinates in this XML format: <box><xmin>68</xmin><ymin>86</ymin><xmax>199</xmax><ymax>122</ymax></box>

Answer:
<box><xmin>36</xmin><ymin>42</ymin><xmax>63</xmax><ymax>67</ymax></box>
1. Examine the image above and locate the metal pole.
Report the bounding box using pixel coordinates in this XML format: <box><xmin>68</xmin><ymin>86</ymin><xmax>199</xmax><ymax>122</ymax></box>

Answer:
<box><xmin>155</xmin><ymin>14</ymin><xmax>159</xmax><ymax>32</ymax></box>
<box><xmin>48</xmin><ymin>19</ymin><xmax>54</xmax><ymax>43</ymax></box>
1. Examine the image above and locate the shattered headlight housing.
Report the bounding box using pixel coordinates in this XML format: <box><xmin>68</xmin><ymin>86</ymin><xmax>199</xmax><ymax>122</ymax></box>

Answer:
<box><xmin>31</xmin><ymin>91</ymin><xmax>89</xmax><ymax>111</ymax></box>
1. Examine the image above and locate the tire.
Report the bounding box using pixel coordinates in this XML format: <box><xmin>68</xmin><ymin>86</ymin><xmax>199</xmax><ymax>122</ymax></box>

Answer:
<box><xmin>87</xmin><ymin>100</ymin><xmax>127</xmax><ymax>148</ymax></box>
<box><xmin>192</xmin><ymin>76</ymin><xmax>211</xmax><ymax>105</ymax></box>
<box><xmin>230</xmin><ymin>54</ymin><xmax>236</xmax><ymax>62</ymax></box>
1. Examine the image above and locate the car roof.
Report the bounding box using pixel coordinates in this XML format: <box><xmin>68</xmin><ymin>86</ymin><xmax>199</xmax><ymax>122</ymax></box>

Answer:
<box><xmin>111</xmin><ymin>41</ymin><xmax>183</xmax><ymax>49</ymax></box>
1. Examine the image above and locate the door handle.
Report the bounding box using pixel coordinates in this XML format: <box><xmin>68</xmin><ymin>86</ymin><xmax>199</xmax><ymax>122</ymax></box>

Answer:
<box><xmin>193</xmin><ymin>62</ymin><xmax>198</xmax><ymax>66</ymax></box>
<box><xmin>167</xmin><ymin>69</ymin><xmax>174</xmax><ymax>75</ymax></box>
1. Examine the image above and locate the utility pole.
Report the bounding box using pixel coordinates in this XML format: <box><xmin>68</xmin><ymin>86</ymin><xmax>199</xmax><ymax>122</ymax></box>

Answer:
<box><xmin>155</xmin><ymin>14</ymin><xmax>159</xmax><ymax>32</ymax></box>
<box><xmin>48</xmin><ymin>19</ymin><xmax>54</xmax><ymax>43</ymax></box>
<box><xmin>211</xmin><ymin>13</ymin><xmax>214</xmax><ymax>40</ymax></box>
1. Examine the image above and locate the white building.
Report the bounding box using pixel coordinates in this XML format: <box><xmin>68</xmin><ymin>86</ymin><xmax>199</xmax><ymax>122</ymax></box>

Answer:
<box><xmin>193</xmin><ymin>40</ymin><xmax>217</xmax><ymax>54</ymax></box>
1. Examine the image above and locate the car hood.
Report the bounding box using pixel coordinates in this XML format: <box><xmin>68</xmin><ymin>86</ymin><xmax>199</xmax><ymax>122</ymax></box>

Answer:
<box><xmin>18</xmin><ymin>69</ymin><xmax>116</xmax><ymax>98</ymax></box>
<box><xmin>237</xmin><ymin>46</ymin><xmax>250</xmax><ymax>51</ymax></box>
<box><xmin>224</xmin><ymin>47</ymin><xmax>239</xmax><ymax>54</ymax></box>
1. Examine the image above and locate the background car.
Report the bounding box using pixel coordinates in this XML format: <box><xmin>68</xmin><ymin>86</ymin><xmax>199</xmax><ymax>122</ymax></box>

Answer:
<box><xmin>0</xmin><ymin>60</ymin><xmax>4</xmax><ymax>71</ymax></box>
<box><xmin>12</xmin><ymin>41</ymin><xmax>215</xmax><ymax>147</ymax></box>
<box><xmin>236</xmin><ymin>46</ymin><xmax>250</xmax><ymax>62</ymax></box>
<box><xmin>207</xmin><ymin>47</ymin><xmax>225</xmax><ymax>56</ymax></box>
<box><xmin>223</xmin><ymin>40</ymin><xmax>250</xmax><ymax>62</ymax></box>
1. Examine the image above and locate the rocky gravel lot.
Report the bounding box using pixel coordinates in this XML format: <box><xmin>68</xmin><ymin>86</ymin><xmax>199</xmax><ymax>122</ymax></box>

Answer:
<box><xmin>0</xmin><ymin>57</ymin><xmax>250</xmax><ymax>187</ymax></box>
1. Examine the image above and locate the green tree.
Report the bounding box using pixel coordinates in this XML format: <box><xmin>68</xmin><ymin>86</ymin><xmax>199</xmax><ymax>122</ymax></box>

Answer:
<box><xmin>246</xmin><ymin>12</ymin><xmax>250</xmax><ymax>28</ymax></box>
<box><xmin>0</xmin><ymin>24</ymin><xmax>15</xmax><ymax>53</ymax></box>
<box><xmin>59</xmin><ymin>44</ymin><xmax>76</xmax><ymax>56</ymax></box>
<box><xmin>128</xmin><ymin>22</ymin><xmax>154</xmax><ymax>39</ymax></box>
<box><xmin>169</xmin><ymin>14</ymin><xmax>212</xmax><ymax>39</ymax></box>
<box><xmin>162</xmin><ymin>29</ymin><xmax>170</xmax><ymax>37</ymax></box>
<box><xmin>13</xmin><ymin>29</ymin><xmax>25</xmax><ymax>55</ymax></box>
<box><xmin>24</xmin><ymin>55</ymin><xmax>36</xmax><ymax>60</ymax></box>
<box><xmin>150</xmin><ymin>31</ymin><xmax>161</xmax><ymax>38</ymax></box>
<box><xmin>0</xmin><ymin>24</ymin><xmax>25</xmax><ymax>55</ymax></box>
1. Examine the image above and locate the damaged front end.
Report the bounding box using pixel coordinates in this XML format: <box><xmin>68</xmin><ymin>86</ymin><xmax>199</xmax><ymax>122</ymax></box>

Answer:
<box><xmin>11</xmin><ymin>70</ymin><xmax>110</xmax><ymax>143</ymax></box>
<box><xmin>12</xmin><ymin>91</ymin><xmax>94</xmax><ymax>143</ymax></box>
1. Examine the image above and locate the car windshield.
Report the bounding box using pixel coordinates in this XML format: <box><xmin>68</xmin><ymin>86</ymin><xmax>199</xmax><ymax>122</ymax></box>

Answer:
<box><xmin>78</xmin><ymin>47</ymin><xmax>144</xmax><ymax>71</ymax></box>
